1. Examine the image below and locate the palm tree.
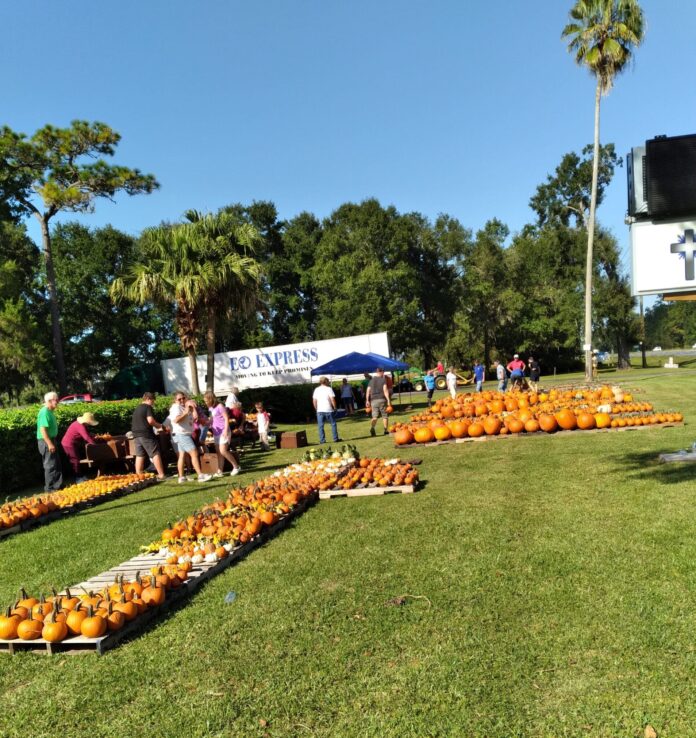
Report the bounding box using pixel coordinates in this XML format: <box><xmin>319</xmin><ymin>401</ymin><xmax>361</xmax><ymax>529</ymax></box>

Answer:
<box><xmin>111</xmin><ymin>214</ymin><xmax>263</xmax><ymax>396</ymax></box>
<box><xmin>562</xmin><ymin>0</ymin><xmax>644</xmax><ymax>381</ymax></box>
<box><xmin>183</xmin><ymin>210</ymin><xmax>263</xmax><ymax>392</ymax></box>
<box><xmin>111</xmin><ymin>224</ymin><xmax>208</xmax><ymax>395</ymax></box>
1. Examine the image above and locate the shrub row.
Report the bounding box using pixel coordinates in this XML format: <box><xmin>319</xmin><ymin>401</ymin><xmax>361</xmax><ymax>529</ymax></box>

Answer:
<box><xmin>0</xmin><ymin>385</ymin><xmax>315</xmax><ymax>496</ymax></box>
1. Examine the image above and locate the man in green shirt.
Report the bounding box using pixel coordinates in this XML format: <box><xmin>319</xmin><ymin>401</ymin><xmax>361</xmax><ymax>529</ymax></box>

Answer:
<box><xmin>37</xmin><ymin>391</ymin><xmax>62</xmax><ymax>491</ymax></box>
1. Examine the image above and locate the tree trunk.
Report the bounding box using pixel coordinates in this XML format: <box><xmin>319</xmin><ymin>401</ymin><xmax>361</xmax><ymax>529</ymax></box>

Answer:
<box><xmin>187</xmin><ymin>348</ymin><xmax>200</xmax><ymax>396</ymax></box>
<box><xmin>206</xmin><ymin>307</ymin><xmax>216</xmax><ymax>393</ymax></box>
<box><xmin>37</xmin><ymin>215</ymin><xmax>68</xmax><ymax>395</ymax></box>
<box><xmin>584</xmin><ymin>81</ymin><xmax>602</xmax><ymax>383</ymax></box>
<box><xmin>616</xmin><ymin>332</ymin><xmax>631</xmax><ymax>369</ymax></box>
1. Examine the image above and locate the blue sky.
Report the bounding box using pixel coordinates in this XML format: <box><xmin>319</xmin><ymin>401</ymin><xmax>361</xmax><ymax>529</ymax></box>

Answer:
<box><xmin>4</xmin><ymin>0</ymin><xmax>695</xmax><ymax>273</ymax></box>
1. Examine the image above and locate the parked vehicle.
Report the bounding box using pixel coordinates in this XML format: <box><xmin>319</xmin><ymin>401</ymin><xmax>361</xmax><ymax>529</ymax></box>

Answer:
<box><xmin>59</xmin><ymin>393</ymin><xmax>93</xmax><ymax>404</ymax></box>
<box><xmin>653</xmin><ymin>346</ymin><xmax>662</xmax><ymax>351</ymax></box>
<box><xmin>405</xmin><ymin>367</ymin><xmax>471</xmax><ymax>392</ymax></box>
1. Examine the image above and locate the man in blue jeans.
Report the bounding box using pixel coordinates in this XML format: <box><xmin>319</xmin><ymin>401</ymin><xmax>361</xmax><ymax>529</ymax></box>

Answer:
<box><xmin>312</xmin><ymin>376</ymin><xmax>340</xmax><ymax>444</ymax></box>
<box><xmin>424</xmin><ymin>370</ymin><xmax>436</xmax><ymax>406</ymax></box>
<box><xmin>473</xmin><ymin>360</ymin><xmax>485</xmax><ymax>392</ymax></box>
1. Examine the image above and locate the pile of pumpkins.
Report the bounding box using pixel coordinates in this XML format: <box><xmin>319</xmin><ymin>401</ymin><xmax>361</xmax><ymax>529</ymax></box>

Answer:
<box><xmin>0</xmin><ymin>564</ymin><xmax>189</xmax><ymax>642</ymax></box>
<box><xmin>154</xmin><ymin>456</ymin><xmax>418</xmax><ymax>563</ymax></box>
<box><xmin>391</xmin><ymin>385</ymin><xmax>684</xmax><ymax>445</ymax></box>
<box><xmin>1</xmin><ymin>457</ymin><xmax>419</xmax><ymax>645</ymax></box>
<box><xmin>0</xmin><ymin>473</ymin><xmax>154</xmax><ymax>530</ymax></box>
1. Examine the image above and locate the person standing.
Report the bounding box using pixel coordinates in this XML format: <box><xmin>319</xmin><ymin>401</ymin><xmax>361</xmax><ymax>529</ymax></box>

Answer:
<box><xmin>507</xmin><ymin>354</ymin><xmax>526</xmax><ymax>390</ymax></box>
<box><xmin>424</xmin><ymin>370</ymin><xmax>436</xmax><ymax>406</ymax></box>
<box><xmin>446</xmin><ymin>367</ymin><xmax>458</xmax><ymax>399</ymax></box>
<box><xmin>225</xmin><ymin>386</ymin><xmax>240</xmax><ymax>409</ymax></box>
<box><xmin>37</xmin><ymin>391</ymin><xmax>62</xmax><ymax>491</ymax></box>
<box><xmin>340</xmin><ymin>378</ymin><xmax>356</xmax><ymax>415</ymax></box>
<box><xmin>131</xmin><ymin>392</ymin><xmax>167</xmax><ymax>479</ymax></box>
<box><xmin>366</xmin><ymin>367</ymin><xmax>391</xmax><ymax>437</ymax></box>
<box><xmin>254</xmin><ymin>401</ymin><xmax>272</xmax><ymax>451</ymax></box>
<box><xmin>61</xmin><ymin>412</ymin><xmax>99</xmax><ymax>482</ymax></box>
<box><xmin>494</xmin><ymin>360</ymin><xmax>507</xmax><ymax>392</ymax></box>
<box><xmin>312</xmin><ymin>377</ymin><xmax>340</xmax><ymax>444</ymax></box>
<box><xmin>168</xmin><ymin>392</ymin><xmax>212</xmax><ymax>484</ymax></box>
<box><xmin>473</xmin><ymin>361</ymin><xmax>485</xmax><ymax>393</ymax></box>
<box><xmin>528</xmin><ymin>356</ymin><xmax>541</xmax><ymax>390</ymax></box>
<box><xmin>204</xmin><ymin>391</ymin><xmax>240</xmax><ymax>476</ymax></box>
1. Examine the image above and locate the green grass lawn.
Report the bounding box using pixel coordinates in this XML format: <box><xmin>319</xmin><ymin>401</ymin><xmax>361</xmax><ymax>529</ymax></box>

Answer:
<box><xmin>1</xmin><ymin>370</ymin><xmax>696</xmax><ymax>737</ymax></box>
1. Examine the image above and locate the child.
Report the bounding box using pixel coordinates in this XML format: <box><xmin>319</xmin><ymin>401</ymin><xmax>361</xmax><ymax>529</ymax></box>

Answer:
<box><xmin>255</xmin><ymin>401</ymin><xmax>271</xmax><ymax>451</ymax></box>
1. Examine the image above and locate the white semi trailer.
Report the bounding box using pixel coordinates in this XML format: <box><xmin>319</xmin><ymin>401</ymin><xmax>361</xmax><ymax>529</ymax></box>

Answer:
<box><xmin>161</xmin><ymin>332</ymin><xmax>391</xmax><ymax>395</ymax></box>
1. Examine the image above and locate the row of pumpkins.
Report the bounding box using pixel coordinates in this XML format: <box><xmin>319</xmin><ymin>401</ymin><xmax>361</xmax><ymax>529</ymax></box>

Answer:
<box><xmin>0</xmin><ymin>566</ymin><xmax>190</xmax><ymax>642</ymax></box>
<box><xmin>0</xmin><ymin>473</ymin><xmax>155</xmax><ymax>530</ymax></box>
<box><xmin>155</xmin><ymin>456</ymin><xmax>418</xmax><ymax>562</ymax></box>
<box><xmin>1</xmin><ymin>456</ymin><xmax>418</xmax><ymax>642</ymax></box>
<box><xmin>390</xmin><ymin>386</ymin><xmax>684</xmax><ymax>445</ymax></box>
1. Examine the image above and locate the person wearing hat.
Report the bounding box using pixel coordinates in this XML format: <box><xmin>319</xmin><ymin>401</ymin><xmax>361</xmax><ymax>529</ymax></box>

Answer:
<box><xmin>506</xmin><ymin>354</ymin><xmax>526</xmax><ymax>390</ymax></box>
<box><xmin>61</xmin><ymin>412</ymin><xmax>99</xmax><ymax>482</ymax></box>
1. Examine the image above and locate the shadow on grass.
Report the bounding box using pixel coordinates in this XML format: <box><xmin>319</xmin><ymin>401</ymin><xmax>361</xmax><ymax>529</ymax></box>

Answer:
<box><xmin>78</xmin><ymin>486</ymin><xmax>212</xmax><ymax>517</ymax></box>
<box><xmin>612</xmin><ymin>448</ymin><xmax>696</xmax><ymax>485</ymax></box>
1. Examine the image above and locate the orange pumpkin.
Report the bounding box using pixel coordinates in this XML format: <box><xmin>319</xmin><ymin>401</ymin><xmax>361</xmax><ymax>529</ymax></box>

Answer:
<box><xmin>414</xmin><ymin>427</ymin><xmax>435</xmax><ymax>444</ymax></box>
<box><xmin>507</xmin><ymin>418</ymin><xmax>524</xmax><ymax>433</ymax></box>
<box><xmin>524</xmin><ymin>419</ymin><xmax>540</xmax><ymax>433</ymax></box>
<box><xmin>594</xmin><ymin>412</ymin><xmax>611</xmax><ymax>429</ymax></box>
<box><xmin>483</xmin><ymin>417</ymin><xmax>501</xmax><ymax>436</ymax></box>
<box><xmin>576</xmin><ymin>412</ymin><xmax>596</xmax><ymax>430</ymax></box>
<box><xmin>538</xmin><ymin>414</ymin><xmax>558</xmax><ymax>433</ymax></box>
<box><xmin>394</xmin><ymin>428</ymin><xmax>414</xmax><ymax>446</ymax></box>
<box><xmin>433</xmin><ymin>426</ymin><xmax>452</xmax><ymax>441</ymax></box>
<box><xmin>555</xmin><ymin>409</ymin><xmax>577</xmax><ymax>431</ymax></box>
<box><xmin>467</xmin><ymin>422</ymin><xmax>484</xmax><ymax>438</ymax></box>
<box><xmin>448</xmin><ymin>420</ymin><xmax>468</xmax><ymax>438</ymax></box>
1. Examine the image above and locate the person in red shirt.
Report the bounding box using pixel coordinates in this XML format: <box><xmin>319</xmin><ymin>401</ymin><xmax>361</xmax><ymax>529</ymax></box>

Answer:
<box><xmin>61</xmin><ymin>412</ymin><xmax>99</xmax><ymax>482</ymax></box>
<box><xmin>506</xmin><ymin>354</ymin><xmax>526</xmax><ymax>389</ymax></box>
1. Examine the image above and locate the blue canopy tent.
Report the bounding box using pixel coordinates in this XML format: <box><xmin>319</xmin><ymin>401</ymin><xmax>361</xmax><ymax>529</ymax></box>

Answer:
<box><xmin>310</xmin><ymin>351</ymin><xmax>407</xmax><ymax>376</ymax></box>
<box><xmin>310</xmin><ymin>351</ymin><xmax>410</xmax><ymax>407</ymax></box>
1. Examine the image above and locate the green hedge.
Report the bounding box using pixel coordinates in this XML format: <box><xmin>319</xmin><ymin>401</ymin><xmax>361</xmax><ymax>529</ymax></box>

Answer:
<box><xmin>0</xmin><ymin>385</ymin><xmax>316</xmax><ymax>496</ymax></box>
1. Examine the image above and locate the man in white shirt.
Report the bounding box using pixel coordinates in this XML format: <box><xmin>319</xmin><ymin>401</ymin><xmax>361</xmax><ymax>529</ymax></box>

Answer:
<box><xmin>312</xmin><ymin>376</ymin><xmax>340</xmax><ymax>444</ymax></box>
<box><xmin>446</xmin><ymin>367</ymin><xmax>458</xmax><ymax>399</ymax></box>
<box><xmin>168</xmin><ymin>392</ymin><xmax>212</xmax><ymax>484</ymax></box>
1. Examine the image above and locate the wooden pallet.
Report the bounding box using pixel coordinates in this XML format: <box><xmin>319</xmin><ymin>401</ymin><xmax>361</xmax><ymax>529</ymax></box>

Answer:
<box><xmin>319</xmin><ymin>484</ymin><xmax>415</xmax><ymax>499</ymax></box>
<box><xmin>0</xmin><ymin>493</ymin><xmax>317</xmax><ymax>655</ymax></box>
<box><xmin>395</xmin><ymin>422</ymin><xmax>684</xmax><ymax>448</ymax></box>
<box><xmin>0</xmin><ymin>479</ymin><xmax>158</xmax><ymax>543</ymax></box>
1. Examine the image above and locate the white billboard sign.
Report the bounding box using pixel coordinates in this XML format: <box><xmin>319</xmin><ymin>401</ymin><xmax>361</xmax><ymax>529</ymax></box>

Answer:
<box><xmin>631</xmin><ymin>218</ymin><xmax>696</xmax><ymax>296</ymax></box>
<box><xmin>161</xmin><ymin>332</ymin><xmax>391</xmax><ymax>395</ymax></box>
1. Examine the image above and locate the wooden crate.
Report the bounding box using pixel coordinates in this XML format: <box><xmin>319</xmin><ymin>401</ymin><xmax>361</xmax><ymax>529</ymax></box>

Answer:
<box><xmin>279</xmin><ymin>430</ymin><xmax>308</xmax><ymax>449</ymax></box>
<box><xmin>0</xmin><ymin>493</ymin><xmax>317</xmax><ymax>655</ymax></box>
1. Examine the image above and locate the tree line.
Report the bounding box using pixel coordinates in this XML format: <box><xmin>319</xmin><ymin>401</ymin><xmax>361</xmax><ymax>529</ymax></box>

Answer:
<box><xmin>3</xmin><ymin>118</ymin><xmax>678</xmax><ymax>405</ymax></box>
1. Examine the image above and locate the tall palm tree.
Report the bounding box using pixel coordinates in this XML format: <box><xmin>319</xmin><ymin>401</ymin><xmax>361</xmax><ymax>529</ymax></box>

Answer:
<box><xmin>111</xmin><ymin>223</ymin><xmax>209</xmax><ymax>395</ymax></box>
<box><xmin>111</xmin><ymin>214</ymin><xmax>263</xmax><ymax>396</ymax></box>
<box><xmin>183</xmin><ymin>210</ymin><xmax>263</xmax><ymax>392</ymax></box>
<box><xmin>562</xmin><ymin>0</ymin><xmax>644</xmax><ymax>381</ymax></box>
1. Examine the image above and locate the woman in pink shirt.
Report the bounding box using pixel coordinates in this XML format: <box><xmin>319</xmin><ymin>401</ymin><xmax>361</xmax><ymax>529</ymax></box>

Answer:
<box><xmin>61</xmin><ymin>412</ymin><xmax>99</xmax><ymax>482</ymax></box>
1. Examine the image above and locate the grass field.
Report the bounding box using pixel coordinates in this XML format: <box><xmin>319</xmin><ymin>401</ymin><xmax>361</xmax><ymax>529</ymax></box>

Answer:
<box><xmin>1</xmin><ymin>370</ymin><xmax>695</xmax><ymax>737</ymax></box>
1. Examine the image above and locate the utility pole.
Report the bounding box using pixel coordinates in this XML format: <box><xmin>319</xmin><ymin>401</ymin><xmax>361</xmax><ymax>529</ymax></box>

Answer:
<box><xmin>639</xmin><ymin>296</ymin><xmax>647</xmax><ymax>369</ymax></box>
